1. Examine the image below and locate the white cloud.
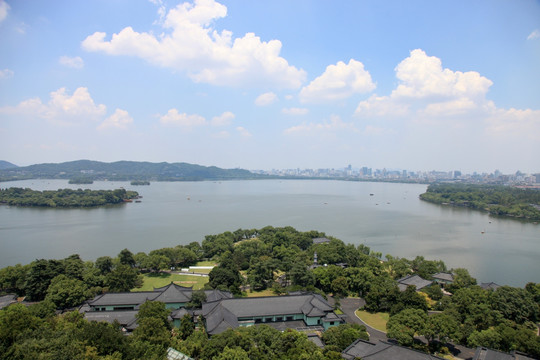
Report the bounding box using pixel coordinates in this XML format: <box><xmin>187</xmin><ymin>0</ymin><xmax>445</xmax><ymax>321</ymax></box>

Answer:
<box><xmin>59</xmin><ymin>56</ymin><xmax>84</xmax><ymax>69</ymax></box>
<box><xmin>355</xmin><ymin>95</ymin><xmax>409</xmax><ymax>117</ymax></box>
<box><xmin>527</xmin><ymin>29</ymin><xmax>540</xmax><ymax>40</ymax></box>
<box><xmin>0</xmin><ymin>68</ymin><xmax>14</xmax><ymax>79</ymax></box>
<box><xmin>46</xmin><ymin>87</ymin><xmax>106</xmax><ymax>122</ymax></box>
<box><xmin>159</xmin><ymin>108</ymin><xmax>206</xmax><ymax>127</ymax></box>
<box><xmin>392</xmin><ymin>49</ymin><xmax>492</xmax><ymax>101</ymax></box>
<box><xmin>82</xmin><ymin>0</ymin><xmax>306</xmax><ymax>88</ymax></box>
<box><xmin>98</xmin><ymin>109</ymin><xmax>133</xmax><ymax>130</ymax></box>
<box><xmin>352</xmin><ymin>49</ymin><xmax>540</xmax><ymax>169</ymax></box>
<box><xmin>211</xmin><ymin>111</ymin><xmax>235</xmax><ymax>126</ymax></box>
<box><xmin>299</xmin><ymin>59</ymin><xmax>375</xmax><ymax>103</ymax></box>
<box><xmin>0</xmin><ymin>87</ymin><xmax>106</xmax><ymax>125</ymax></box>
<box><xmin>284</xmin><ymin>115</ymin><xmax>356</xmax><ymax>135</ymax></box>
<box><xmin>255</xmin><ymin>92</ymin><xmax>277</xmax><ymax>106</ymax></box>
<box><xmin>236</xmin><ymin>126</ymin><xmax>251</xmax><ymax>137</ymax></box>
<box><xmin>0</xmin><ymin>0</ymin><xmax>9</xmax><ymax>23</ymax></box>
<box><xmin>355</xmin><ymin>49</ymin><xmax>493</xmax><ymax>119</ymax></box>
<box><xmin>485</xmin><ymin>106</ymin><xmax>540</xmax><ymax>140</ymax></box>
<box><xmin>282</xmin><ymin>107</ymin><xmax>308</xmax><ymax>115</ymax></box>
<box><xmin>0</xmin><ymin>87</ymin><xmax>129</xmax><ymax>129</ymax></box>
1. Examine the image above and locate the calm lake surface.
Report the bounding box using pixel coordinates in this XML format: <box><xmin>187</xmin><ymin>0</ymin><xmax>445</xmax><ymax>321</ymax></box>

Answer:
<box><xmin>0</xmin><ymin>179</ymin><xmax>538</xmax><ymax>286</ymax></box>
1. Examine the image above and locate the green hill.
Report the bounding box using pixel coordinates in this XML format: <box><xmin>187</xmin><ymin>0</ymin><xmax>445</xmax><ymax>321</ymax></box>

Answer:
<box><xmin>0</xmin><ymin>160</ymin><xmax>264</xmax><ymax>181</ymax></box>
<box><xmin>0</xmin><ymin>160</ymin><xmax>18</xmax><ymax>170</ymax></box>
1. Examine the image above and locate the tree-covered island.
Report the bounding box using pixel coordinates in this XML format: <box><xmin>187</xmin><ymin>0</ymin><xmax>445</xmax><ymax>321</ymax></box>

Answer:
<box><xmin>0</xmin><ymin>187</ymin><xmax>139</xmax><ymax>208</ymax></box>
<box><xmin>68</xmin><ymin>178</ymin><xmax>94</xmax><ymax>184</ymax></box>
<box><xmin>130</xmin><ymin>180</ymin><xmax>150</xmax><ymax>185</ymax></box>
<box><xmin>1</xmin><ymin>226</ymin><xmax>539</xmax><ymax>359</ymax></box>
<box><xmin>420</xmin><ymin>183</ymin><xmax>540</xmax><ymax>221</ymax></box>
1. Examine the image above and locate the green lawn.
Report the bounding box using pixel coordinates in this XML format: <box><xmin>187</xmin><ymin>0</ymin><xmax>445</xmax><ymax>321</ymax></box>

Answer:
<box><xmin>188</xmin><ymin>267</ymin><xmax>213</xmax><ymax>274</ymax></box>
<box><xmin>355</xmin><ymin>309</ymin><xmax>389</xmax><ymax>332</ymax></box>
<box><xmin>246</xmin><ymin>289</ymin><xmax>277</xmax><ymax>297</ymax></box>
<box><xmin>195</xmin><ymin>261</ymin><xmax>217</xmax><ymax>267</ymax></box>
<box><xmin>136</xmin><ymin>272</ymin><xmax>208</xmax><ymax>291</ymax></box>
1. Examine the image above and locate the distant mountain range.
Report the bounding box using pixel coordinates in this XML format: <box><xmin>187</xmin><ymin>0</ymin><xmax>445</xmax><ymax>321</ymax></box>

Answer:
<box><xmin>0</xmin><ymin>160</ymin><xmax>265</xmax><ymax>181</ymax></box>
<box><xmin>0</xmin><ymin>161</ymin><xmax>18</xmax><ymax>170</ymax></box>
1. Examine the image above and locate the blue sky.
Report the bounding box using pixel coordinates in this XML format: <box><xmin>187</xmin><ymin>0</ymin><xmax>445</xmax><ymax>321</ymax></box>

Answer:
<box><xmin>1</xmin><ymin>0</ymin><xmax>539</xmax><ymax>173</ymax></box>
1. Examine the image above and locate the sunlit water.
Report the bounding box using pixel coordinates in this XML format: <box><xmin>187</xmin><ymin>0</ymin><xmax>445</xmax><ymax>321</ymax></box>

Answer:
<box><xmin>0</xmin><ymin>179</ymin><xmax>538</xmax><ymax>286</ymax></box>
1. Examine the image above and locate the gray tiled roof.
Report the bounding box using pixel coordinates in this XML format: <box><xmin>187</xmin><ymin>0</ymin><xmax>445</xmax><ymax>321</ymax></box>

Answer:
<box><xmin>202</xmin><ymin>293</ymin><xmax>336</xmax><ymax>334</ymax></box>
<box><xmin>88</xmin><ymin>292</ymin><xmax>159</xmax><ymax>306</ymax></box>
<box><xmin>0</xmin><ymin>294</ymin><xmax>17</xmax><ymax>310</ymax></box>
<box><xmin>397</xmin><ymin>275</ymin><xmax>433</xmax><ymax>291</ymax></box>
<box><xmin>153</xmin><ymin>284</ymin><xmax>192</xmax><ymax>303</ymax></box>
<box><xmin>473</xmin><ymin>347</ymin><xmax>536</xmax><ymax>360</ymax></box>
<box><xmin>84</xmin><ymin>310</ymin><xmax>139</xmax><ymax>330</ymax></box>
<box><xmin>205</xmin><ymin>289</ymin><xmax>233</xmax><ymax>302</ymax></box>
<box><xmin>87</xmin><ymin>283</ymin><xmax>233</xmax><ymax>308</ymax></box>
<box><xmin>480</xmin><ymin>282</ymin><xmax>501</xmax><ymax>291</ymax></box>
<box><xmin>432</xmin><ymin>272</ymin><xmax>454</xmax><ymax>282</ymax></box>
<box><xmin>342</xmin><ymin>339</ymin><xmax>446</xmax><ymax>360</ymax></box>
<box><xmin>312</xmin><ymin>237</ymin><xmax>331</xmax><ymax>244</ymax></box>
<box><xmin>205</xmin><ymin>294</ymin><xmax>332</xmax><ymax>319</ymax></box>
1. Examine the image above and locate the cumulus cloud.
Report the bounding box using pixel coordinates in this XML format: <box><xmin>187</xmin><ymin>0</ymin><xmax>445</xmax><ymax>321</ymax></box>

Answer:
<box><xmin>98</xmin><ymin>109</ymin><xmax>133</xmax><ymax>130</ymax></box>
<box><xmin>82</xmin><ymin>0</ymin><xmax>305</xmax><ymax>88</ymax></box>
<box><xmin>211</xmin><ymin>111</ymin><xmax>235</xmax><ymax>126</ymax></box>
<box><xmin>0</xmin><ymin>87</ymin><xmax>106</xmax><ymax>125</ymax></box>
<box><xmin>59</xmin><ymin>56</ymin><xmax>84</xmax><ymax>69</ymax></box>
<box><xmin>236</xmin><ymin>126</ymin><xmax>251</xmax><ymax>137</ymax></box>
<box><xmin>355</xmin><ymin>49</ymin><xmax>492</xmax><ymax>118</ymax></box>
<box><xmin>299</xmin><ymin>59</ymin><xmax>375</xmax><ymax>103</ymax></box>
<box><xmin>527</xmin><ymin>29</ymin><xmax>540</xmax><ymax>40</ymax></box>
<box><xmin>392</xmin><ymin>49</ymin><xmax>492</xmax><ymax>101</ymax></box>
<box><xmin>0</xmin><ymin>87</ymin><xmax>137</xmax><ymax>131</ymax></box>
<box><xmin>159</xmin><ymin>108</ymin><xmax>206</xmax><ymax>127</ymax></box>
<box><xmin>353</xmin><ymin>49</ymin><xmax>540</xmax><ymax>164</ymax></box>
<box><xmin>355</xmin><ymin>95</ymin><xmax>409</xmax><ymax>117</ymax></box>
<box><xmin>485</xmin><ymin>106</ymin><xmax>540</xmax><ymax>140</ymax></box>
<box><xmin>282</xmin><ymin>107</ymin><xmax>308</xmax><ymax>115</ymax></box>
<box><xmin>255</xmin><ymin>92</ymin><xmax>277</xmax><ymax>106</ymax></box>
<box><xmin>0</xmin><ymin>68</ymin><xmax>14</xmax><ymax>79</ymax></box>
<box><xmin>284</xmin><ymin>115</ymin><xmax>356</xmax><ymax>135</ymax></box>
<box><xmin>0</xmin><ymin>1</ymin><xmax>9</xmax><ymax>23</ymax></box>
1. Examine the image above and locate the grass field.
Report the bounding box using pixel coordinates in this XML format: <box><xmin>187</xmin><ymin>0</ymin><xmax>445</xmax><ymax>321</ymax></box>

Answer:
<box><xmin>195</xmin><ymin>261</ymin><xmax>217</xmax><ymax>267</ymax></box>
<box><xmin>246</xmin><ymin>289</ymin><xmax>277</xmax><ymax>297</ymax></box>
<box><xmin>136</xmin><ymin>272</ymin><xmax>208</xmax><ymax>291</ymax></box>
<box><xmin>355</xmin><ymin>309</ymin><xmax>389</xmax><ymax>332</ymax></box>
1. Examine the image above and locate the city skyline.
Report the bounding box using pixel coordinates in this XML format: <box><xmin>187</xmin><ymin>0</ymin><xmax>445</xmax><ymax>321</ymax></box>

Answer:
<box><xmin>1</xmin><ymin>0</ymin><xmax>539</xmax><ymax>173</ymax></box>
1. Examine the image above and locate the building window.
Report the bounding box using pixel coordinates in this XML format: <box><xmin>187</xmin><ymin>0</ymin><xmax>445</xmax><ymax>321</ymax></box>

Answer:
<box><xmin>255</xmin><ymin>318</ymin><xmax>262</xmax><ymax>324</ymax></box>
<box><xmin>276</xmin><ymin>317</ymin><xmax>283</xmax><ymax>322</ymax></box>
<box><xmin>286</xmin><ymin>316</ymin><xmax>293</xmax><ymax>321</ymax></box>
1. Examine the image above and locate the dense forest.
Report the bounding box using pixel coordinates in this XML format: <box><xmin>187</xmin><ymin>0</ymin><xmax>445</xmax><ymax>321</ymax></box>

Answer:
<box><xmin>0</xmin><ymin>226</ymin><xmax>539</xmax><ymax>359</ymax></box>
<box><xmin>69</xmin><ymin>178</ymin><xmax>94</xmax><ymax>184</ymax></box>
<box><xmin>0</xmin><ymin>188</ymin><xmax>139</xmax><ymax>208</ymax></box>
<box><xmin>0</xmin><ymin>160</ymin><xmax>264</xmax><ymax>182</ymax></box>
<box><xmin>420</xmin><ymin>183</ymin><xmax>540</xmax><ymax>221</ymax></box>
<box><xmin>130</xmin><ymin>180</ymin><xmax>150</xmax><ymax>185</ymax></box>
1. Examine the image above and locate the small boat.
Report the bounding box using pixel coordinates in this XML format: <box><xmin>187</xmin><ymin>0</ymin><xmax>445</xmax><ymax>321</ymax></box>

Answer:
<box><xmin>370</xmin><ymin>193</ymin><xmax>374</xmax><ymax>196</ymax></box>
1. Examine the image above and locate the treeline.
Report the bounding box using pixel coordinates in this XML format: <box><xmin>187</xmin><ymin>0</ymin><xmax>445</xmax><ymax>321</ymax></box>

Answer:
<box><xmin>68</xmin><ymin>178</ymin><xmax>94</xmax><ymax>184</ymax></box>
<box><xmin>0</xmin><ymin>188</ymin><xmax>139</xmax><ymax>208</ymax></box>
<box><xmin>1</xmin><ymin>226</ymin><xmax>539</xmax><ymax>359</ymax></box>
<box><xmin>0</xmin><ymin>159</ymin><xmax>264</xmax><ymax>182</ymax></box>
<box><xmin>420</xmin><ymin>183</ymin><xmax>540</xmax><ymax>221</ymax></box>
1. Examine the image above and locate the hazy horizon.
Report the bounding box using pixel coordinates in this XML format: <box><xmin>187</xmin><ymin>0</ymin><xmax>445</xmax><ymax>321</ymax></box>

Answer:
<box><xmin>1</xmin><ymin>0</ymin><xmax>539</xmax><ymax>174</ymax></box>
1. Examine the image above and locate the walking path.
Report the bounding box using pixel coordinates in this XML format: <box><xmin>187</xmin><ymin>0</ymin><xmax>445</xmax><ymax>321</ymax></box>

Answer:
<box><xmin>339</xmin><ymin>297</ymin><xmax>388</xmax><ymax>344</ymax></box>
<box><xmin>338</xmin><ymin>297</ymin><xmax>476</xmax><ymax>360</ymax></box>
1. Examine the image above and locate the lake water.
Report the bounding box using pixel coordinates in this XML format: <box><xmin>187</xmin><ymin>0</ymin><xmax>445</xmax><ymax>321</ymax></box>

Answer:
<box><xmin>0</xmin><ymin>179</ymin><xmax>538</xmax><ymax>286</ymax></box>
